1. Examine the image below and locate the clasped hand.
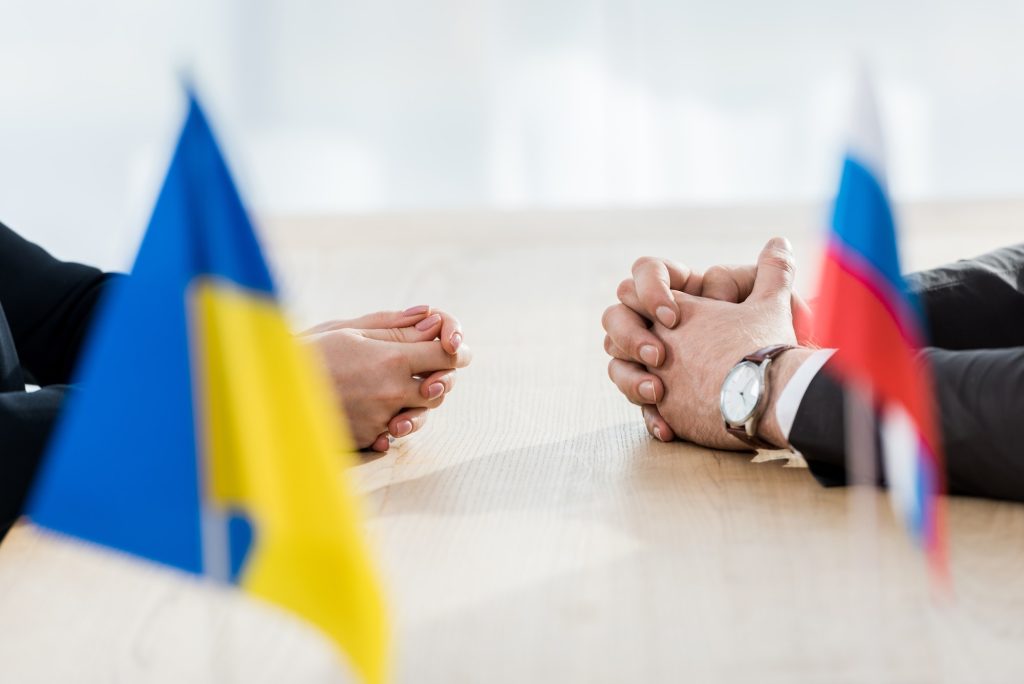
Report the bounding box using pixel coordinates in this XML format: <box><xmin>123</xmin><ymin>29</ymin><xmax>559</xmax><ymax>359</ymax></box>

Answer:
<box><xmin>602</xmin><ymin>238</ymin><xmax>814</xmax><ymax>450</ymax></box>
<box><xmin>301</xmin><ymin>306</ymin><xmax>472</xmax><ymax>453</ymax></box>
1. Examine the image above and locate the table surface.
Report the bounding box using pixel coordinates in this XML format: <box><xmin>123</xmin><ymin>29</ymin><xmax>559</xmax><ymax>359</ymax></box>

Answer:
<box><xmin>1</xmin><ymin>201</ymin><xmax>1022</xmax><ymax>684</ymax></box>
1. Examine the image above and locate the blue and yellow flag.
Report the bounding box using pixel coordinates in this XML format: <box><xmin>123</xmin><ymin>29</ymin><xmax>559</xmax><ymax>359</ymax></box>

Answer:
<box><xmin>27</xmin><ymin>93</ymin><xmax>388</xmax><ymax>683</ymax></box>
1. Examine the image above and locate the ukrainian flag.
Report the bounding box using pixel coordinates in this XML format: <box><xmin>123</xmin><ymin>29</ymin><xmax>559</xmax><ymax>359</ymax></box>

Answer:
<box><xmin>27</xmin><ymin>92</ymin><xmax>388</xmax><ymax>683</ymax></box>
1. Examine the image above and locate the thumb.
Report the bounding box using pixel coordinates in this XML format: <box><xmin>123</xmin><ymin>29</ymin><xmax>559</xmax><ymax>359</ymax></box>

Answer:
<box><xmin>750</xmin><ymin>237</ymin><xmax>796</xmax><ymax>303</ymax></box>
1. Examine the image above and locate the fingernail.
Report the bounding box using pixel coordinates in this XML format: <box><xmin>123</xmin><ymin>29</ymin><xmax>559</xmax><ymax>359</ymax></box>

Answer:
<box><xmin>393</xmin><ymin>420</ymin><xmax>413</xmax><ymax>437</ymax></box>
<box><xmin>652</xmin><ymin>425</ymin><xmax>664</xmax><ymax>441</ymax></box>
<box><xmin>639</xmin><ymin>380</ymin><xmax>657</xmax><ymax>402</ymax></box>
<box><xmin>450</xmin><ymin>332</ymin><xmax>462</xmax><ymax>351</ymax></box>
<box><xmin>415</xmin><ymin>313</ymin><xmax>442</xmax><ymax>331</ymax></box>
<box><xmin>655</xmin><ymin>305</ymin><xmax>677</xmax><ymax>327</ymax></box>
<box><xmin>639</xmin><ymin>344</ymin><xmax>659</xmax><ymax>366</ymax></box>
<box><xmin>427</xmin><ymin>382</ymin><xmax>444</xmax><ymax>399</ymax></box>
<box><xmin>403</xmin><ymin>305</ymin><xmax>430</xmax><ymax>315</ymax></box>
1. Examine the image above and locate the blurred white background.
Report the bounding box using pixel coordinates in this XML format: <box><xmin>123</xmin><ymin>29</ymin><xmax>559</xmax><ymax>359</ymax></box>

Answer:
<box><xmin>0</xmin><ymin>0</ymin><xmax>1022</xmax><ymax>269</ymax></box>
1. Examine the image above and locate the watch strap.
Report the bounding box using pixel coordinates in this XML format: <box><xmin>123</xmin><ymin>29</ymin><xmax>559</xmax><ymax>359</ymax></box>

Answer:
<box><xmin>726</xmin><ymin>424</ymin><xmax>777</xmax><ymax>450</ymax></box>
<box><xmin>743</xmin><ymin>343</ymin><xmax>794</xmax><ymax>365</ymax></box>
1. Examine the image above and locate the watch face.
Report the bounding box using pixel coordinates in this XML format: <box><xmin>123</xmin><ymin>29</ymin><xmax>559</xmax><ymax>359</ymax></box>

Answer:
<box><xmin>720</xmin><ymin>361</ymin><xmax>762</xmax><ymax>425</ymax></box>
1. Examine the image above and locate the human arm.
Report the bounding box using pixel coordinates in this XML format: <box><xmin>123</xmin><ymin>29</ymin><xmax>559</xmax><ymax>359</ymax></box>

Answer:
<box><xmin>0</xmin><ymin>222</ymin><xmax>114</xmax><ymax>385</ymax></box>
<box><xmin>789</xmin><ymin>346</ymin><xmax>1024</xmax><ymax>502</ymax></box>
<box><xmin>603</xmin><ymin>242</ymin><xmax>1024</xmax><ymax>444</ymax></box>
<box><xmin>908</xmin><ymin>243</ymin><xmax>1024</xmax><ymax>350</ymax></box>
<box><xmin>602</xmin><ymin>239</ymin><xmax>1024</xmax><ymax>501</ymax></box>
<box><xmin>0</xmin><ymin>222</ymin><xmax>115</xmax><ymax>533</ymax></box>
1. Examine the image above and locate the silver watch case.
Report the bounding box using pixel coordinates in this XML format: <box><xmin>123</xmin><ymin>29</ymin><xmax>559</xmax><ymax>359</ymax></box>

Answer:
<box><xmin>719</xmin><ymin>356</ymin><xmax>776</xmax><ymax>435</ymax></box>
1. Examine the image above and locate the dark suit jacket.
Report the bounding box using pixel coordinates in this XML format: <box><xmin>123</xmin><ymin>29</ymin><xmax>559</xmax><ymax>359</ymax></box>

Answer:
<box><xmin>0</xmin><ymin>222</ymin><xmax>112</xmax><ymax>532</ymax></box>
<box><xmin>790</xmin><ymin>243</ymin><xmax>1024</xmax><ymax>501</ymax></box>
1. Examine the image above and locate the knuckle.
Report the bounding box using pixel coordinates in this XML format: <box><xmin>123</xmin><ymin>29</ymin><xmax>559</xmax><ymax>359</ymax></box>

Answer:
<box><xmin>378</xmin><ymin>382</ymin><xmax>406</xmax><ymax>406</ymax></box>
<box><xmin>601</xmin><ymin>304</ymin><xmax>619</xmax><ymax>330</ymax></box>
<box><xmin>764</xmin><ymin>252</ymin><xmax>795</xmax><ymax>276</ymax></box>
<box><xmin>702</xmin><ymin>264</ymin><xmax>740</xmax><ymax>301</ymax></box>
<box><xmin>616</xmin><ymin>278</ymin><xmax>635</xmax><ymax>300</ymax></box>
<box><xmin>383</xmin><ymin>393</ymin><xmax>405</xmax><ymax>409</ymax></box>
<box><xmin>381</xmin><ymin>348</ymin><xmax>407</xmax><ymax>372</ymax></box>
<box><xmin>453</xmin><ymin>346</ymin><xmax>472</xmax><ymax>368</ymax></box>
<box><xmin>632</xmin><ymin>255</ymin><xmax>657</xmax><ymax>270</ymax></box>
<box><xmin>631</xmin><ymin>335</ymin><xmax>649</xmax><ymax>358</ymax></box>
<box><xmin>704</xmin><ymin>264</ymin><xmax>729</xmax><ymax>282</ymax></box>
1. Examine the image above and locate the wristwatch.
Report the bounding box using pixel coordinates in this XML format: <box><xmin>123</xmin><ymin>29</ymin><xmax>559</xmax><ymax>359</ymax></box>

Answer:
<box><xmin>719</xmin><ymin>344</ymin><xmax>794</xmax><ymax>450</ymax></box>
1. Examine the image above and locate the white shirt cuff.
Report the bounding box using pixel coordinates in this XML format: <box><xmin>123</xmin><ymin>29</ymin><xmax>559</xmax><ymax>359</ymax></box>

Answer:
<box><xmin>774</xmin><ymin>349</ymin><xmax>837</xmax><ymax>443</ymax></box>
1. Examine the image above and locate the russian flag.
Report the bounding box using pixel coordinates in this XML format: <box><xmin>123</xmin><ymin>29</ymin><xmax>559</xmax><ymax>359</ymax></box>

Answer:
<box><xmin>813</xmin><ymin>75</ymin><xmax>947</xmax><ymax>576</ymax></box>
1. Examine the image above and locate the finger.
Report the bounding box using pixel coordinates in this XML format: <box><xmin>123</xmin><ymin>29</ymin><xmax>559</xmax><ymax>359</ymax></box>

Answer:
<box><xmin>616</xmin><ymin>278</ymin><xmax>644</xmax><ymax>315</ymax></box>
<box><xmin>434</xmin><ymin>309</ymin><xmax>464</xmax><ymax>354</ymax></box>
<box><xmin>669</xmin><ymin>289</ymin><xmax>707</xmax><ymax>320</ymax></box>
<box><xmin>607</xmin><ymin>358</ymin><xmax>664</xmax><ymax>405</ymax></box>
<box><xmin>702</xmin><ymin>264</ymin><xmax>757</xmax><ymax>302</ymax></box>
<box><xmin>299</xmin><ymin>320</ymin><xmax>346</xmax><ymax>336</ymax></box>
<box><xmin>346</xmin><ymin>306</ymin><xmax>433</xmax><ymax>329</ymax></box>
<box><xmin>620</xmin><ymin>272</ymin><xmax>706</xmax><ymax>314</ymax></box>
<box><xmin>398</xmin><ymin>340</ymin><xmax>473</xmax><ymax>375</ymax></box>
<box><xmin>681</xmin><ymin>270</ymin><xmax>705</xmax><ymax>296</ymax></box>
<box><xmin>302</xmin><ymin>306</ymin><xmax>433</xmax><ymax>335</ymax></box>
<box><xmin>750</xmin><ymin>237</ymin><xmax>796</xmax><ymax>303</ymax></box>
<box><xmin>357</xmin><ymin>313</ymin><xmax>443</xmax><ymax>343</ymax></box>
<box><xmin>792</xmin><ymin>291</ymin><xmax>815</xmax><ymax>345</ymax></box>
<box><xmin>620</xmin><ymin>270</ymin><xmax>710</xmax><ymax>321</ymax></box>
<box><xmin>642</xmin><ymin>405</ymin><xmax>675</xmax><ymax>442</ymax></box>
<box><xmin>631</xmin><ymin>257</ymin><xmax>694</xmax><ymax>328</ymax></box>
<box><xmin>399</xmin><ymin>376</ymin><xmax>447</xmax><ymax>409</ymax></box>
<box><xmin>389</xmin><ymin>408</ymin><xmax>429</xmax><ymax>438</ymax></box>
<box><xmin>370</xmin><ymin>433</ymin><xmax>391</xmax><ymax>453</ymax></box>
<box><xmin>603</xmin><ymin>334</ymin><xmax>634</xmax><ymax>362</ymax></box>
<box><xmin>419</xmin><ymin>369</ymin><xmax>456</xmax><ymax>400</ymax></box>
<box><xmin>700</xmin><ymin>265</ymin><xmax>742</xmax><ymax>302</ymax></box>
<box><xmin>601</xmin><ymin>304</ymin><xmax>665</xmax><ymax>367</ymax></box>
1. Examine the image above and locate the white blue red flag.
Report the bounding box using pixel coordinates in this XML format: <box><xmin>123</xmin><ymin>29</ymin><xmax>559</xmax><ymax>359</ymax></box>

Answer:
<box><xmin>813</xmin><ymin>75</ymin><xmax>947</xmax><ymax>577</ymax></box>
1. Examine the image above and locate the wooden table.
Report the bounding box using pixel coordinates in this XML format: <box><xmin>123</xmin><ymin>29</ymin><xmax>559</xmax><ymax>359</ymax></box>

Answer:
<box><xmin>1</xmin><ymin>202</ymin><xmax>1022</xmax><ymax>683</ymax></box>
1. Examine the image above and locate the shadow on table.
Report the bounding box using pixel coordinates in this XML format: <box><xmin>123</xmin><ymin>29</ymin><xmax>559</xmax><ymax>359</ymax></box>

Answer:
<box><xmin>371</xmin><ymin>421</ymin><xmax>821</xmax><ymax>534</ymax></box>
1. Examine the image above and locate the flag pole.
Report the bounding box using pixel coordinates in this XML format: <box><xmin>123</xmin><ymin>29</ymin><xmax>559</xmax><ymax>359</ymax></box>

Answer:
<box><xmin>844</xmin><ymin>379</ymin><xmax>882</xmax><ymax>679</ymax></box>
<box><xmin>845</xmin><ymin>379</ymin><xmax>877</xmax><ymax>490</ymax></box>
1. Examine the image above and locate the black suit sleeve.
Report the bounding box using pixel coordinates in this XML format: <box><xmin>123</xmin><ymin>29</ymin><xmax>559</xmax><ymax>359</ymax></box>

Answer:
<box><xmin>789</xmin><ymin>243</ymin><xmax>1024</xmax><ymax>502</ymax></box>
<box><xmin>0</xmin><ymin>221</ymin><xmax>114</xmax><ymax>532</ymax></box>
<box><xmin>909</xmin><ymin>243</ymin><xmax>1024</xmax><ymax>350</ymax></box>
<box><xmin>0</xmin><ymin>222</ymin><xmax>112</xmax><ymax>385</ymax></box>
<box><xmin>790</xmin><ymin>347</ymin><xmax>1024</xmax><ymax>502</ymax></box>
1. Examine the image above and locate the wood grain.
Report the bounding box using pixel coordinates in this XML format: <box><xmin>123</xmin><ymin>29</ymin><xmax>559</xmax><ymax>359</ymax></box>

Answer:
<box><xmin>1</xmin><ymin>202</ymin><xmax>1021</xmax><ymax>683</ymax></box>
